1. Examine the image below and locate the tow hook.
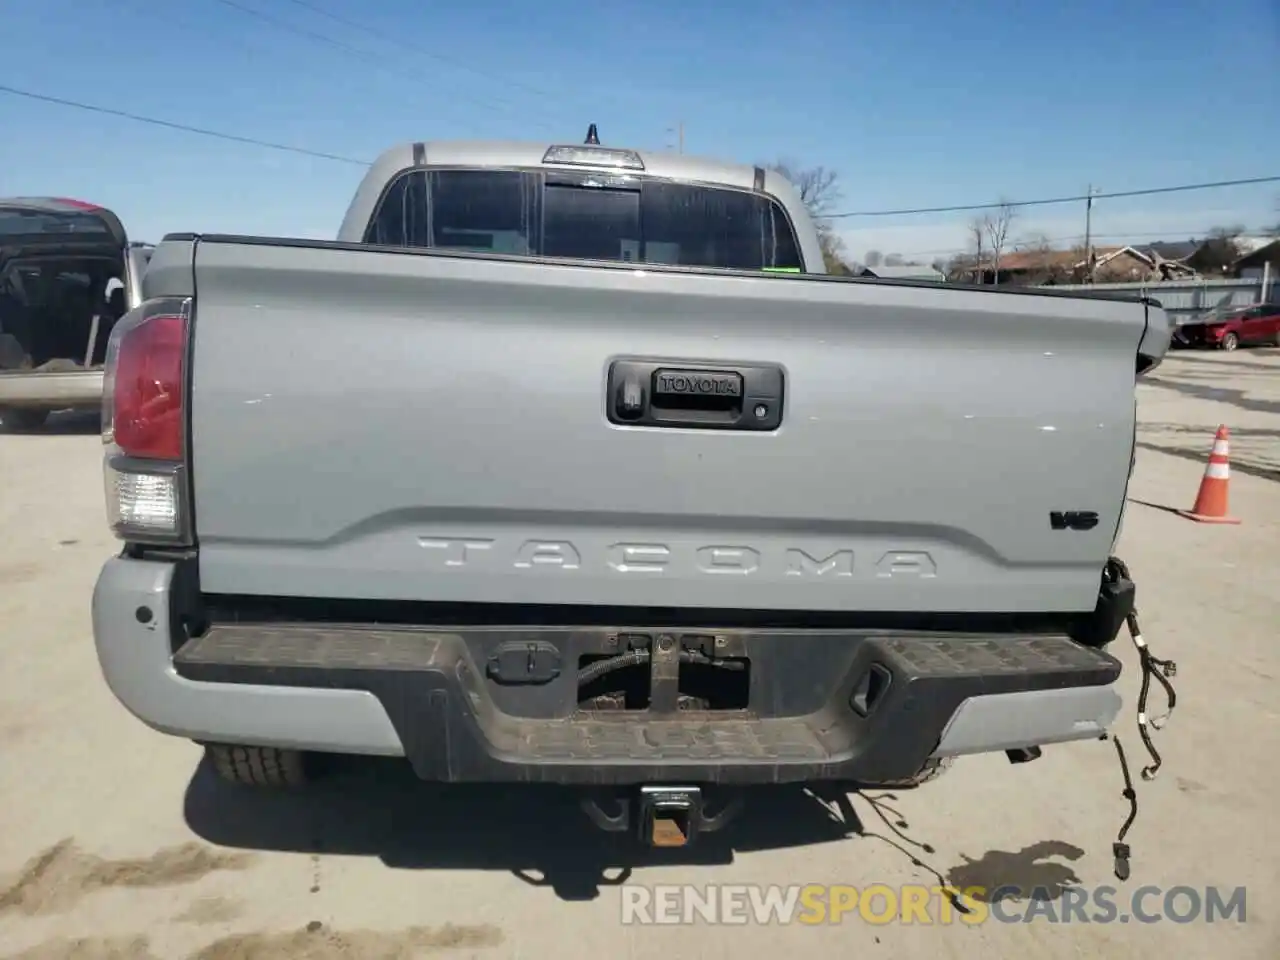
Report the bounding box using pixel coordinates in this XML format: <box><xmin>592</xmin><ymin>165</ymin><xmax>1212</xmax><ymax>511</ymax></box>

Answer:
<box><xmin>580</xmin><ymin>785</ymin><xmax>743</xmax><ymax>847</ymax></box>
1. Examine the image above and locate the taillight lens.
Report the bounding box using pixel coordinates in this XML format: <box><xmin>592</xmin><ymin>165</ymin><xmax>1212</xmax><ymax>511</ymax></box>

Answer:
<box><xmin>105</xmin><ymin>467</ymin><xmax>181</xmax><ymax>537</ymax></box>
<box><xmin>103</xmin><ymin>309</ymin><xmax>187</xmax><ymax>460</ymax></box>
<box><xmin>102</xmin><ymin>297</ymin><xmax>192</xmax><ymax>545</ymax></box>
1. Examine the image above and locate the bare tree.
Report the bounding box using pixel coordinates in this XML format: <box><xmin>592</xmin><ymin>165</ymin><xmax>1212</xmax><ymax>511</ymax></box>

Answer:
<box><xmin>981</xmin><ymin>201</ymin><xmax>1017</xmax><ymax>285</ymax></box>
<box><xmin>966</xmin><ymin>218</ymin><xmax>986</xmax><ymax>282</ymax></box>
<box><xmin>765</xmin><ymin>159</ymin><xmax>849</xmax><ymax>273</ymax></box>
<box><xmin>864</xmin><ymin>249</ymin><xmax>884</xmax><ymax>268</ymax></box>
<box><xmin>884</xmin><ymin>253</ymin><xmax>906</xmax><ymax>266</ymax></box>
<box><xmin>947</xmin><ymin>252</ymin><xmax>979</xmax><ymax>282</ymax></box>
<box><xmin>767</xmin><ymin>160</ymin><xmax>841</xmax><ymax>217</ymax></box>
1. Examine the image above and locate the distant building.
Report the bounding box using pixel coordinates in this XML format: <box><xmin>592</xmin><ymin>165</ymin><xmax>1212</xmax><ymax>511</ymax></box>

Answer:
<box><xmin>1233</xmin><ymin>238</ymin><xmax>1280</xmax><ymax>295</ymax></box>
<box><xmin>1184</xmin><ymin>235</ymin><xmax>1276</xmax><ymax>277</ymax></box>
<box><xmin>964</xmin><ymin>246</ymin><xmax>1154</xmax><ymax>286</ymax></box>
<box><xmin>1233</xmin><ymin>236</ymin><xmax>1280</xmax><ymax>259</ymax></box>
<box><xmin>857</xmin><ymin>264</ymin><xmax>946</xmax><ymax>282</ymax></box>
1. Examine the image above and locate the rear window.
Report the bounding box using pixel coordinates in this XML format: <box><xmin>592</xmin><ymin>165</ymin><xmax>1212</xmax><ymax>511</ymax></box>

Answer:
<box><xmin>364</xmin><ymin>169</ymin><xmax>803</xmax><ymax>272</ymax></box>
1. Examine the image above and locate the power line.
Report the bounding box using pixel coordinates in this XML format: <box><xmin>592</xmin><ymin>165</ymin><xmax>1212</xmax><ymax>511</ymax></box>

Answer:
<box><xmin>0</xmin><ymin>83</ymin><xmax>370</xmax><ymax>165</ymax></box>
<box><xmin>109</xmin><ymin>0</ymin><xmax>375</xmax><ymax>92</ymax></box>
<box><xmin>7</xmin><ymin>77</ymin><xmax>1276</xmax><ymax>239</ymax></box>
<box><xmin>277</xmin><ymin>0</ymin><xmax>704</xmax><ymax>139</ymax></box>
<box><xmin>212</xmin><ymin>0</ymin><xmax>397</xmax><ymax>65</ymax></box>
<box><xmin>209</xmin><ymin>0</ymin><xmax>556</xmax><ymax>129</ymax></box>
<box><xmin>277</xmin><ymin>0</ymin><xmax>557</xmax><ymax>102</ymax></box>
<box><xmin>824</xmin><ymin>175</ymin><xmax>1280</xmax><ymax>219</ymax></box>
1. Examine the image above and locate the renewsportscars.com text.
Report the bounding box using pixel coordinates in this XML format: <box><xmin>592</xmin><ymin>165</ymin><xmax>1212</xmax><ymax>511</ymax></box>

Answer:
<box><xmin>620</xmin><ymin>883</ymin><xmax>1247</xmax><ymax>926</ymax></box>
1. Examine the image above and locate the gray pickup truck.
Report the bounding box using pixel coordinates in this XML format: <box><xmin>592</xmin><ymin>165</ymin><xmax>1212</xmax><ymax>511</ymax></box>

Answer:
<box><xmin>92</xmin><ymin>131</ymin><xmax>1171</xmax><ymax>846</ymax></box>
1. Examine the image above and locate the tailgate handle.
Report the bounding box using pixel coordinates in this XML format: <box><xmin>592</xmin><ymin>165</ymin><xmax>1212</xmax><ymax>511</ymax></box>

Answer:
<box><xmin>607</xmin><ymin>359</ymin><xmax>784</xmax><ymax>431</ymax></box>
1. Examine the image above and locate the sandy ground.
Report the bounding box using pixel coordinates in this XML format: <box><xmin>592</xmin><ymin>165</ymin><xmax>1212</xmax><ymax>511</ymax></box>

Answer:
<box><xmin>0</xmin><ymin>348</ymin><xmax>1277</xmax><ymax>959</ymax></box>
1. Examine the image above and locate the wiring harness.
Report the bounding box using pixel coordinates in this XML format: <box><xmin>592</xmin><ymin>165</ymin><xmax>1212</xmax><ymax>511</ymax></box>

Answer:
<box><xmin>1101</xmin><ymin>556</ymin><xmax>1178</xmax><ymax>881</ymax></box>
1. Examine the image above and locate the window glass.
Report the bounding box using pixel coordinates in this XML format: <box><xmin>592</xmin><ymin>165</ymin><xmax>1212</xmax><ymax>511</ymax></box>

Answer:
<box><xmin>364</xmin><ymin>169</ymin><xmax>804</xmax><ymax>271</ymax></box>
<box><xmin>542</xmin><ymin>185</ymin><xmax>641</xmax><ymax>262</ymax></box>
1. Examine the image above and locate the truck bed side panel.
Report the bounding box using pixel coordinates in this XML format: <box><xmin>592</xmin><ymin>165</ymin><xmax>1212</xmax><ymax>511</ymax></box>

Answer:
<box><xmin>188</xmin><ymin>240</ymin><xmax>1147</xmax><ymax>614</ymax></box>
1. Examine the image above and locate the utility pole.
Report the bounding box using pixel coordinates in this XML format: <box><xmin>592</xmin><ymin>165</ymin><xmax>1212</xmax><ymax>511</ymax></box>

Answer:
<box><xmin>1083</xmin><ymin>184</ymin><xmax>1096</xmax><ymax>283</ymax></box>
<box><xmin>667</xmin><ymin>121</ymin><xmax>684</xmax><ymax>153</ymax></box>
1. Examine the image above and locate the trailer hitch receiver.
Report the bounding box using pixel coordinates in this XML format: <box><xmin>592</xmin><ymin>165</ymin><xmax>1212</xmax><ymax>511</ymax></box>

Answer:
<box><xmin>580</xmin><ymin>785</ymin><xmax>743</xmax><ymax>847</ymax></box>
<box><xmin>639</xmin><ymin>785</ymin><xmax>700</xmax><ymax>847</ymax></box>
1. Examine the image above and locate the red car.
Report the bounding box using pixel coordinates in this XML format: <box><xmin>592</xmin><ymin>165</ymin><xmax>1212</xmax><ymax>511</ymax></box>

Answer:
<box><xmin>1176</xmin><ymin>303</ymin><xmax>1280</xmax><ymax>351</ymax></box>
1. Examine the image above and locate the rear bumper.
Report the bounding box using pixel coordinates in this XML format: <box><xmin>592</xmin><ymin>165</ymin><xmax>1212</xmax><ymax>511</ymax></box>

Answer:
<box><xmin>0</xmin><ymin>369</ymin><xmax>103</xmax><ymax>408</ymax></box>
<box><xmin>92</xmin><ymin>558</ymin><xmax>404</xmax><ymax>757</ymax></box>
<box><xmin>93</xmin><ymin>557</ymin><xmax>1125</xmax><ymax>785</ymax></box>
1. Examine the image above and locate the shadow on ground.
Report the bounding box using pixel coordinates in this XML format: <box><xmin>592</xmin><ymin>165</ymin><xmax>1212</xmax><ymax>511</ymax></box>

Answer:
<box><xmin>0</xmin><ymin>410</ymin><xmax>101</xmax><ymax>436</ymax></box>
<box><xmin>183</xmin><ymin>756</ymin><xmax>866</xmax><ymax>900</ymax></box>
<box><xmin>1164</xmin><ymin>347</ymin><xmax>1279</xmax><ymax>374</ymax></box>
<box><xmin>944</xmin><ymin>839</ymin><xmax>1085</xmax><ymax>902</ymax></box>
<box><xmin>1135</xmin><ymin>422</ymin><xmax>1280</xmax><ymax>483</ymax></box>
<box><xmin>1143</xmin><ymin>374</ymin><xmax>1280</xmax><ymax>417</ymax></box>
<box><xmin>183</xmin><ymin>756</ymin><xmax>1091</xmax><ymax>905</ymax></box>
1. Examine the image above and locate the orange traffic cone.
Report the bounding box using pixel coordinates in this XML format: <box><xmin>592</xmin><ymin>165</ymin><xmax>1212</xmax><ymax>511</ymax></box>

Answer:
<box><xmin>1177</xmin><ymin>425</ymin><xmax>1241</xmax><ymax>524</ymax></box>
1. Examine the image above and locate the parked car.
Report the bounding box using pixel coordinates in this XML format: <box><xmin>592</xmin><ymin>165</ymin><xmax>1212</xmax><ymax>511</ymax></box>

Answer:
<box><xmin>90</xmin><ymin>132</ymin><xmax>1170</xmax><ymax>846</ymax></box>
<box><xmin>1177</xmin><ymin>303</ymin><xmax>1280</xmax><ymax>351</ymax></box>
<box><xmin>0</xmin><ymin>198</ymin><xmax>151</xmax><ymax>431</ymax></box>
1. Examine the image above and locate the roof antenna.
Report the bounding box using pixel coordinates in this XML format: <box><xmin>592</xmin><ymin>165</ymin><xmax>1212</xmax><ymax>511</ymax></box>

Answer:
<box><xmin>584</xmin><ymin>123</ymin><xmax>600</xmax><ymax>145</ymax></box>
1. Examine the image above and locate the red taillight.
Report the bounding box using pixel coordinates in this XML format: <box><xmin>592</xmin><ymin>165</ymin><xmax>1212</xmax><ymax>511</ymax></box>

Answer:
<box><xmin>111</xmin><ymin>313</ymin><xmax>187</xmax><ymax>461</ymax></box>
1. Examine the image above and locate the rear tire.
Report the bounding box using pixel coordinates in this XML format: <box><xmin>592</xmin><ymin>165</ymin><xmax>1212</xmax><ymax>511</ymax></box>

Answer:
<box><xmin>206</xmin><ymin>743</ymin><xmax>309</xmax><ymax>787</ymax></box>
<box><xmin>868</xmin><ymin>757</ymin><xmax>953</xmax><ymax>789</ymax></box>
<box><xmin>0</xmin><ymin>408</ymin><xmax>50</xmax><ymax>432</ymax></box>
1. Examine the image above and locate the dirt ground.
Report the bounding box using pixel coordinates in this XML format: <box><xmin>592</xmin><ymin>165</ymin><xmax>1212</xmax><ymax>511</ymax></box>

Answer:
<box><xmin>1</xmin><ymin>349</ymin><xmax>1277</xmax><ymax>959</ymax></box>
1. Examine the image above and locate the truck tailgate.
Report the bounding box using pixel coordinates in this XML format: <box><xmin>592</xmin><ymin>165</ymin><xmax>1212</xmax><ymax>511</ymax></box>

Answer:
<box><xmin>186</xmin><ymin>239</ymin><xmax>1153</xmax><ymax>613</ymax></box>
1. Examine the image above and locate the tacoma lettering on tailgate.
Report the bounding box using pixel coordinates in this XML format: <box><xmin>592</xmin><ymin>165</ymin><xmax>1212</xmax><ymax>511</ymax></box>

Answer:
<box><xmin>417</xmin><ymin>538</ymin><xmax>938</xmax><ymax>580</ymax></box>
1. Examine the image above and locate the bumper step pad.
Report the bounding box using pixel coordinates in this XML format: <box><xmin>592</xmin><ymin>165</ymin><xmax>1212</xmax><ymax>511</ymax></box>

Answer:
<box><xmin>175</xmin><ymin>623</ymin><xmax>1120</xmax><ymax>785</ymax></box>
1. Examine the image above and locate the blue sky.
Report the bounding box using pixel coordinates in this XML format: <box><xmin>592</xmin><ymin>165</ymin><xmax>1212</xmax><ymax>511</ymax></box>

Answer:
<box><xmin>2</xmin><ymin>0</ymin><xmax>1278</xmax><ymax>264</ymax></box>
